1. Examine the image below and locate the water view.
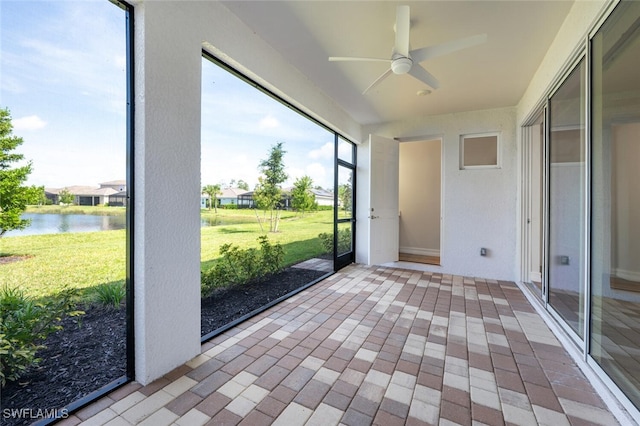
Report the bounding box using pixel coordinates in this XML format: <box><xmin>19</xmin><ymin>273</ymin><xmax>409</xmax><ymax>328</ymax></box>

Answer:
<box><xmin>5</xmin><ymin>213</ymin><xmax>259</xmax><ymax>237</ymax></box>
<box><xmin>200</xmin><ymin>214</ymin><xmax>256</xmax><ymax>227</ymax></box>
<box><xmin>5</xmin><ymin>213</ymin><xmax>127</xmax><ymax>237</ymax></box>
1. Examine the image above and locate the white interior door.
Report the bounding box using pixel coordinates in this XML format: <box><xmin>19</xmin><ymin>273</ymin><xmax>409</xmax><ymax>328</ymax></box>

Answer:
<box><xmin>368</xmin><ymin>134</ymin><xmax>399</xmax><ymax>265</ymax></box>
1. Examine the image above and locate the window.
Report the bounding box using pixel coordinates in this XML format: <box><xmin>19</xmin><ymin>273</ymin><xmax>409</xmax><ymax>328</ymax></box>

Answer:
<box><xmin>460</xmin><ymin>133</ymin><xmax>500</xmax><ymax>168</ymax></box>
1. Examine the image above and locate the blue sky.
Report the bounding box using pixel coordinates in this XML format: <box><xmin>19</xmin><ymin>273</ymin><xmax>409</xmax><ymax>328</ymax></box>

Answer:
<box><xmin>1</xmin><ymin>1</ymin><xmax>127</xmax><ymax>188</ymax></box>
<box><xmin>1</xmin><ymin>0</ymin><xmax>345</xmax><ymax>191</ymax></box>
<box><xmin>201</xmin><ymin>57</ymin><xmax>338</xmax><ymax>190</ymax></box>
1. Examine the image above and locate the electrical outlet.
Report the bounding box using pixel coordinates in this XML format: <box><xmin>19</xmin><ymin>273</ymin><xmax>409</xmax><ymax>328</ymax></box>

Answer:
<box><xmin>560</xmin><ymin>255</ymin><xmax>570</xmax><ymax>265</ymax></box>
<box><xmin>480</xmin><ymin>248</ymin><xmax>487</xmax><ymax>256</ymax></box>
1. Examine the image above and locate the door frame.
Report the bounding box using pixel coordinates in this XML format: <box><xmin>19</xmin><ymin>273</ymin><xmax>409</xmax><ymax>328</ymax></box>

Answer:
<box><xmin>520</xmin><ymin>110</ymin><xmax>546</xmax><ymax>299</ymax></box>
<box><xmin>397</xmin><ymin>136</ymin><xmax>444</xmax><ymax>266</ymax></box>
<box><xmin>335</xmin><ymin>144</ymin><xmax>357</xmax><ymax>270</ymax></box>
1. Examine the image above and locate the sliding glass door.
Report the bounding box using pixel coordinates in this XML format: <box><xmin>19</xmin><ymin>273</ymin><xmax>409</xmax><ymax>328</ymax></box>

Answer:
<box><xmin>521</xmin><ymin>1</ymin><xmax>640</xmax><ymax>415</ymax></box>
<box><xmin>547</xmin><ymin>58</ymin><xmax>587</xmax><ymax>340</ymax></box>
<box><xmin>590</xmin><ymin>0</ymin><xmax>640</xmax><ymax>410</ymax></box>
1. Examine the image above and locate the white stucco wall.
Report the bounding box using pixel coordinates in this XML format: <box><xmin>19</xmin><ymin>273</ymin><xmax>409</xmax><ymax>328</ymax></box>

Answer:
<box><xmin>132</xmin><ymin>1</ymin><xmax>362</xmax><ymax>384</ymax></box>
<box><xmin>133</xmin><ymin>1</ymin><xmax>203</xmax><ymax>385</ymax></box>
<box><xmin>517</xmin><ymin>0</ymin><xmax>609</xmax><ymax>123</ymax></box>
<box><xmin>363</xmin><ymin>107</ymin><xmax>518</xmax><ymax>281</ymax></box>
<box><xmin>613</xmin><ymin>123</ymin><xmax>640</xmax><ymax>282</ymax></box>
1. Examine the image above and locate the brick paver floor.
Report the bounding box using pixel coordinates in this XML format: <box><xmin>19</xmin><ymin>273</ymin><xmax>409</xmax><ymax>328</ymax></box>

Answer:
<box><xmin>62</xmin><ymin>264</ymin><xmax>621</xmax><ymax>425</ymax></box>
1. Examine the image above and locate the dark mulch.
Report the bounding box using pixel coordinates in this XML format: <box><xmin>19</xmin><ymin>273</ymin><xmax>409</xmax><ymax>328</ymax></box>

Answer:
<box><xmin>201</xmin><ymin>267</ymin><xmax>327</xmax><ymax>334</ymax></box>
<box><xmin>1</xmin><ymin>266</ymin><xmax>327</xmax><ymax>426</ymax></box>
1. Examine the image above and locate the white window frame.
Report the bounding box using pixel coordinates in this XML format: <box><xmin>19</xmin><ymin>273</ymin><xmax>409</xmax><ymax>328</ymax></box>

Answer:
<box><xmin>459</xmin><ymin>132</ymin><xmax>501</xmax><ymax>170</ymax></box>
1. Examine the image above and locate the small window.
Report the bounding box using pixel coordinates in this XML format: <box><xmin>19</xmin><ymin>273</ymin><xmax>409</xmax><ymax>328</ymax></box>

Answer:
<box><xmin>460</xmin><ymin>133</ymin><xmax>500</xmax><ymax>169</ymax></box>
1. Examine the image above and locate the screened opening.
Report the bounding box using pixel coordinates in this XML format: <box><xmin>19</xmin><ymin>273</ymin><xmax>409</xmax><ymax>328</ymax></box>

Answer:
<box><xmin>200</xmin><ymin>53</ymin><xmax>353</xmax><ymax>339</ymax></box>
<box><xmin>1</xmin><ymin>0</ymin><xmax>133</xmax><ymax>422</ymax></box>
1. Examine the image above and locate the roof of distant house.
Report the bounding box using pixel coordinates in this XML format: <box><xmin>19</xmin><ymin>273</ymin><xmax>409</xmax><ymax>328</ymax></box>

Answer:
<box><xmin>201</xmin><ymin>187</ymin><xmax>249</xmax><ymax>198</ymax></box>
<box><xmin>45</xmin><ymin>185</ymin><xmax>119</xmax><ymax>196</ymax></box>
<box><xmin>100</xmin><ymin>179</ymin><xmax>126</xmax><ymax>186</ymax></box>
<box><xmin>310</xmin><ymin>188</ymin><xmax>334</xmax><ymax>198</ymax></box>
<box><xmin>221</xmin><ymin>187</ymin><xmax>249</xmax><ymax>198</ymax></box>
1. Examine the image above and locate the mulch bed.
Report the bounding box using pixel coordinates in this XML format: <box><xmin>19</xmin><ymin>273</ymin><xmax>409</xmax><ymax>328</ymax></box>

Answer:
<box><xmin>1</xmin><ymin>266</ymin><xmax>327</xmax><ymax>426</ymax></box>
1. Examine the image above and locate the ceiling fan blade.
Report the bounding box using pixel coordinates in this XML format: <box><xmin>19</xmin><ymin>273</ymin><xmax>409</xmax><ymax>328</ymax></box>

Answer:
<box><xmin>410</xmin><ymin>34</ymin><xmax>487</xmax><ymax>63</ymax></box>
<box><xmin>362</xmin><ymin>68</ymin><xmax>393</xmax><ymax>94</ymax></box>
<box><xmin>408</xmin><ymin>65</ymin><xmax>440</xmax><ymax>90</ymax></box>
<box><xmin>395</xmin><ymin>5</ymin><xmax>410</xmax><ymax>57</ymax></box>
<box><xmin>329</xmin><ymin>56</ymin><xmax>390</xmax><ymax>63</ymax></box>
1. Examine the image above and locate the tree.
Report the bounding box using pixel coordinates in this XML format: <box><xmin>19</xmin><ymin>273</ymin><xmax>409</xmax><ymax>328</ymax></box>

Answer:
<box><xmin>58</xmin><ymin>188</ymin><xmax>74</xmax><ymax>205</ymax></box>
<box><xmin>236</xmin><ymin>179</ymin><xmax>249</xmax><ymax>191</ymax></box>
<box><xmin>291</xmin><ymin>175</ymin><xmax>316</xmax><ymax>216</ymax></box>
<box><xmin>338</xmin><ymin>173</ymin><xmax>353</xmax><ymax>215</ymax></box>
<box><xmin>227</xmin><ymin>179</ymin><xmax>249</xmax><ymax>191</ymax></box>
<box><xmin>36</xmin><ymin>187</ymin><xmax>49</xmax><ymax>205</ymax></box>
<box><xmin>0</xmin><ymin>108</ymin><xmax>42</xmax><ymax>238</ymax></box>
<box><xmin>202</xmin><ymin>184</ymin><xmax>222</xmax><ymax>213</ymax></box>
<box><xmin>253</xmin><ymin>142</ymin><xmax>287</xmax><ymax>232</ymax></box>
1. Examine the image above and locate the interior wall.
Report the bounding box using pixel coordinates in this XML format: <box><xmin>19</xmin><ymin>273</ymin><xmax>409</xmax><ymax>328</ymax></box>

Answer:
<box><xmin>364</xmin><ymin>106</ymin><xmax>518</xmax><ymax>281</ymax></box>
<box><xmin>399</xmin><ymin>140</ymin><xmax>441</xmax><ymax>256</ymax></box>
<box><xmin>613</xmin><ymin>123</ymin><xmax>640</xmax><ymax>281</ymax></box>
<box><xmin>132</xmin><ymin>1</ymin><xmax>363</xmax><ymax>385</ymax></box>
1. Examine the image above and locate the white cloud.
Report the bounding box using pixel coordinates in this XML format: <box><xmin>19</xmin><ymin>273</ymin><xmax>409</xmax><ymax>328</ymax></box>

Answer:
<box><xmin>308</xmin><ymin>142</ymin><xmax>333</xmax><ymax>160</ymax></box>
<box><xmin>201</xmin><ymin>151</ymin><xmax>261</xmax><ymax>189</ymax></box>
<box><xmin>259</xmin><ymin>115</ymin><xmax>279</xmax><ymax>129</ymax></box>
<box><xmin>286</xmin><ymin>162</ymin><xmax>330</xmax><ymax>189</ymax></box>
<box><xmin>13</xmin><ymin>115</ymin><xmax>47</xmax><ymax>131</ymax></box>
<box><xmin>338</xmin><ymin>141</ymin><xmax>353</xmax><ymax>160</ymax></box>
<box><xmin>306</xmin><ymin>162</ymin><xmax>328</xmax><ymax>187</ymax></box>
<box><xmin>307</xmin><ymin>141</ymin><xmax>352</xmax><ymax>161</ymax></box>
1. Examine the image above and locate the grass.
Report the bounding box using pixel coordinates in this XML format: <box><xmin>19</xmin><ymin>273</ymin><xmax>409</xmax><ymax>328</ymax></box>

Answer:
<box><xmin>2</xmin><ymin>208</ymin><xmax>333</xmax><ymax>300</ymax></box>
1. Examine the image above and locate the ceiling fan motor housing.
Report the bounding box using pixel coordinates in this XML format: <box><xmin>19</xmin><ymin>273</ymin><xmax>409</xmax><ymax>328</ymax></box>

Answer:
<box><xmin>391</xmin><ymin>56</ymin><xmax>412</xmax><ymax>74</ymax></box>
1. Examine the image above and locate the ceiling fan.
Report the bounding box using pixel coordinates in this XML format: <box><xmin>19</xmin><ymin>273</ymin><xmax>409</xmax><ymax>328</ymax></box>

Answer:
<box><xmin>328</xmin><ymin>5</ymin><xmax>487</xmax><ymax>94</ymax></box>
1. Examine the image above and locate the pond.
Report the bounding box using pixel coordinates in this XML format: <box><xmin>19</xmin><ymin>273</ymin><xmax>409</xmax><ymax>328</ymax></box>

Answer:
<box><xmin>5</xmin><ymin>213</ymin><xmax>257</xmax><ymax>237</ymax></box>
<box><xmin>5</xmin><ymin>213</ymin><xmax>127</xmax><ymax>237</ymax></box>
<box><xmin>200</xmin><ymin>215</ymin><xmax>256</xmax><ymax>227</ymax></box>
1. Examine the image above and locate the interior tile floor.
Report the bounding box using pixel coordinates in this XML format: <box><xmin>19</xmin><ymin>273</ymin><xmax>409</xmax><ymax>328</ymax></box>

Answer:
<box><xmin>60</xmin><ymin>265</ymin><xmax>623</xmax><ymax>426</ymax></box>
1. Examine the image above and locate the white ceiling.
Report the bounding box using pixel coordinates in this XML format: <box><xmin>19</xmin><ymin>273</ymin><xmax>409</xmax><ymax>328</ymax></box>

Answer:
<box><xmin>222</xmin><ymin>1</ymin><xmax>574</xmax><ymax>125</ymax></box>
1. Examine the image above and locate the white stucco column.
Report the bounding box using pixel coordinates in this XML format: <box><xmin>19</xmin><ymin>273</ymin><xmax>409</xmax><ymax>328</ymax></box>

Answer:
<box><xmin>133</xmin><ymin>1</ymin><xmax>202</xmax><ymax>385</ymax></box>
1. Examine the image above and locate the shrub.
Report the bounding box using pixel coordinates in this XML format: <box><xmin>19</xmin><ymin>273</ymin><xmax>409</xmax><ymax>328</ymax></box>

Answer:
<box><xmin>201</xmin><ymin>235</ymin><xmax>285</xmax><ymax>297</ymax></box>
<box><xmin>318</xmin><ymin>227</ymin><xmax>352</xmax><ymax>254</ymax></box>
<box><xmin>93</xmin><ymin>282</ymin><xmax>126</xmax><ymax>308</ymax></box>
<box><xmin>318</xmin><ymin>232</ymin><xmax>333</xmax><ymax>253</ymax></box>
<box><xmin>0</xmin><ymin>286</ymin><xmax>84</xmax><ymax>386</ymax></box>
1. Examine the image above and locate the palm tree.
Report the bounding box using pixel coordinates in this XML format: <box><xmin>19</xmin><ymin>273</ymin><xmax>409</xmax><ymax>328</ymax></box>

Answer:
<box><xmin>202</xmin><ymin>184</ymin><xmax>222</xmax><ymax>213</ymax></box>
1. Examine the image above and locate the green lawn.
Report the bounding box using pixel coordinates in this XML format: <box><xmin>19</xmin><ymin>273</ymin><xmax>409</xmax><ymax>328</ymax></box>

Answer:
<box><xmin>2</xmin><ymin>208</ymin><xmax>333</xmax><ymax>299</ymax></box>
